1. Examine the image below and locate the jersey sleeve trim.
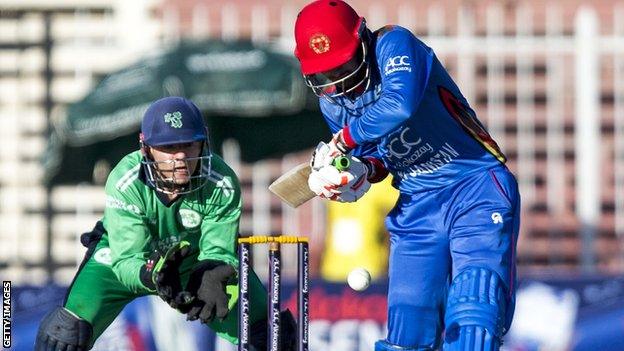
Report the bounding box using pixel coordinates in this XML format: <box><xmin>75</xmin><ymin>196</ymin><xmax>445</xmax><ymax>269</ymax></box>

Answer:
<box><xmin>342</xmin><ymin>125</ymin><xmax>358</xmax><ymax>148</ymax></box>
<box><xmin>203</xmin><ymin>165</ymin><xmax>236</xmax><ymax>198</ymax></box>
<box><xmin>115</xmin><ymin>163</ymin><xmax>141</xmax><ymax>192</ymax></box>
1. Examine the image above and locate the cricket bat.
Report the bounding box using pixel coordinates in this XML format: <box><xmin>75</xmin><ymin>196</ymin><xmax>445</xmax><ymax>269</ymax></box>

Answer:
<box><xmin>268</xmin><ymin>162</ymin><xmax>315</xmax><ymax>208</ymax></box>
<box><xmin>268</xmin><ymin>157</ymin><xmax>351</xmax><ymax>208</ymax></box>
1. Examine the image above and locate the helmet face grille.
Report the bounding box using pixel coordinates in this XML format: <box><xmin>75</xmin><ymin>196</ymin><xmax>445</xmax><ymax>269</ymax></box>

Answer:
<box><xmin>142</xmin><ymin>152</ymin><xmax>212</xmax><ymax>195</ymax></box>
<box><xmin>303</xmin><ymin>41</ymin><xmax>371</xmax><ymax>103</ymax></box>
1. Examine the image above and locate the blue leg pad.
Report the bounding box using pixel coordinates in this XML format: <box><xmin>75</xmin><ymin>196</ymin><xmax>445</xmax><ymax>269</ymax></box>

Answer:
<box><xmin>442</xmin><ymin>267</ymin><xmax>506</xmax><ymax>351</ymax></box>
<box><xmin>375</xmin><ymin>339</ymin><xmax>434</xmax><ymax>351</ymax></box>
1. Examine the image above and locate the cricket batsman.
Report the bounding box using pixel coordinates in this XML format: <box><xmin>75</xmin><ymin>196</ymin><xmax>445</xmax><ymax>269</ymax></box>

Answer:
<box><xmin>294</xmin><ymin>1</ymin><xmax>521</xmax><ymax>350</ymax></box>
<box><xmin>35</xmin><ymin>97</ymin><xmax>296</xmax><ymax>350</ymax></box>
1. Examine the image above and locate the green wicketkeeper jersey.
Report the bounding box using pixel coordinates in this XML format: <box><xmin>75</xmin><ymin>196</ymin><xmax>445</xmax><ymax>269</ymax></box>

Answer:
<box><xmin>101</xmin><ymin>150</ymin><xmax>241</xmax><ymax>294</ymax></box>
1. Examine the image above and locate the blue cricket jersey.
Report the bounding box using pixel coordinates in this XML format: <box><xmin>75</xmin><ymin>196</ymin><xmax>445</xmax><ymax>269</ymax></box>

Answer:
<box><xmin>320</xmin><ymin>25</ymin><xmax>506</xmax><ymax>194</ymax></box>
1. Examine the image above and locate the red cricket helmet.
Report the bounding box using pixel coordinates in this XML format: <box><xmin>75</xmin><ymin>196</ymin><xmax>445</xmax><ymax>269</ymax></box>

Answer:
<box><xmin>294</xmin><ymin>0</ymin><xmax>365</xmax><ymax>75</ymax></box>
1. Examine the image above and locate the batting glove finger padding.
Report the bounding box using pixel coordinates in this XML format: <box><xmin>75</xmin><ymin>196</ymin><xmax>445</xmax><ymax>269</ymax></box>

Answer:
<box><xmin>311</xmin><ymin>141</ymin><xmax>340</xmax><ymax>170</ymax></box>
<box><xmin>308</xmin><ymin>156</ymin><xmax>371</xmax><ymax>202</ymax></box>
<box><xmin>308</xmin><ymin>166</ymin><xmax>352</xmax><ymax>197</ymax></box>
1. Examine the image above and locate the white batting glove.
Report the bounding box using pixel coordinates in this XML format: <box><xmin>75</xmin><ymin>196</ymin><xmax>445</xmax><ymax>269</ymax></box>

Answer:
<box><xmin>310</xmin><ymin>142</ymin><xmax>341</xmax><ymax>170</ymax></box>
<box><xmin>310</xmin><ymin>130</ymin><xmax>353</xmax><ymax>170</ymax></box>
<box><xmin>308</xmin><ymin>166</ymin><xmax>346</xmax><ymax>199</ymax></box>
<box><xmin>335</xmin><ymin>177</ymin><xmax>371</xmax><ymax>202</ymax></box>
<box><xmin>334</xmin><ymin>157</ymin><xmax>370</xmax><ymax>202</ymax></box>
<box><xmin>307</xmin><ymin>156</ymin><xmax>371</xmax><ymax>202</ymax></box>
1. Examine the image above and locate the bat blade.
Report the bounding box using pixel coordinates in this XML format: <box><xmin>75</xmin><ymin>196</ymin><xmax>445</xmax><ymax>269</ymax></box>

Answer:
<box><xmin>268</xmin><ymin>162</ymin><xmax>316</xmax><ymax>208</ymax></box>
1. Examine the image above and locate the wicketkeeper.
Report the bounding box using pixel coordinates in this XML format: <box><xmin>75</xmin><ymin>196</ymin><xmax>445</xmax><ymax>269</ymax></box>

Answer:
<box><xmin>294</xmin><ymin>1</ymin><xmax>521</xmax><ymax>350</ymax></box>
<box><xmin>35</xmin><ymin>97</ymin><xmax>296</xmax><ymax>350</ymax></box>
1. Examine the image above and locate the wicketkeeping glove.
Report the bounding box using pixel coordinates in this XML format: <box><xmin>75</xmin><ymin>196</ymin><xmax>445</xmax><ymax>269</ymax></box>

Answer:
<box><xmin>184</xmin><ymin>260</ymin><xmax>237</xmax><ymax>324</ymax></box>
<box><xmin>140</xmin><ymin>241</ymin><xmax>194</xmax><ymax>309</ymax></box>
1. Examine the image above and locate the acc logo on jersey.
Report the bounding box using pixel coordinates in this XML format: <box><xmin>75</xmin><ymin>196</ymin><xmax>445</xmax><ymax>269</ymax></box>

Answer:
<box><xmin>386</xmin><ymin>127</ymin><xmax>422</xmax><ymax>158</ymax></box>
<box><xmin>309</xmin><ymin>34</ymin><xmax>330</xmax><ymax>54</ymax></box>
<box><xmin>385</xmin><ymin>55</ymin><xmax>411</xmax><ymax>75</ymax></box>
<box><xmin>94</xmin><ymin>248</ymin><xmax>112</xmax><ymax>266</ymax></box>
<box><xmin>179</xmin><ymin>208</ymin><xmax>201</xmax><ymax>228</ymax></box>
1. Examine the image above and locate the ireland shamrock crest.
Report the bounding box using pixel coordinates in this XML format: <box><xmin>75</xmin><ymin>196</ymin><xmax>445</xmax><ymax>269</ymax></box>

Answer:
<box><xmin>164</xmin><ymin>111</ymin><xmax>183</xmax><ymax>128</ymax></box>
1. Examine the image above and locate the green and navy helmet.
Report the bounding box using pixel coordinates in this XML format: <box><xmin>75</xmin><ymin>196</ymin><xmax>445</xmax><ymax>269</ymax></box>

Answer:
<box><xmin>140</xmin><ymin>97</ymin><xmax>212</xmax><ymax>195</ymax></box>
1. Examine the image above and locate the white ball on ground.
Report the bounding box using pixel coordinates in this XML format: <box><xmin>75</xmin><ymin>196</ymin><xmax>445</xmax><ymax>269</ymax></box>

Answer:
<box><xmin>347</xmin><ymin>267</ymin><xmax>371</xmax><ymax>291</ymax></box>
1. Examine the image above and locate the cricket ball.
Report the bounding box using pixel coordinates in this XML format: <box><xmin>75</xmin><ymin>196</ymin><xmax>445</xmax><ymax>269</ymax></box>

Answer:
<box><xmin>347</xmin><ymin>267</ymin><xmax>371</xmax><ymax>291</ymax></box>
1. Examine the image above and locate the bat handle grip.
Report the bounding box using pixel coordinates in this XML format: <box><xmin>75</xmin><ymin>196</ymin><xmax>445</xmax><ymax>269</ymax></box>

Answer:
<box><xmin>333</xmin><ymin>156</ymin><xmax>350</xmax><ymax>171</ymax></box>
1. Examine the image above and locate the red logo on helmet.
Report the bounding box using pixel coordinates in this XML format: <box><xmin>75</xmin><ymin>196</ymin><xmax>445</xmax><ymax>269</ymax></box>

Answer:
<box><xmin>309</xmin><ymin>34</ymin><xmax>330</xmax><ymax>54</ymax></box>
